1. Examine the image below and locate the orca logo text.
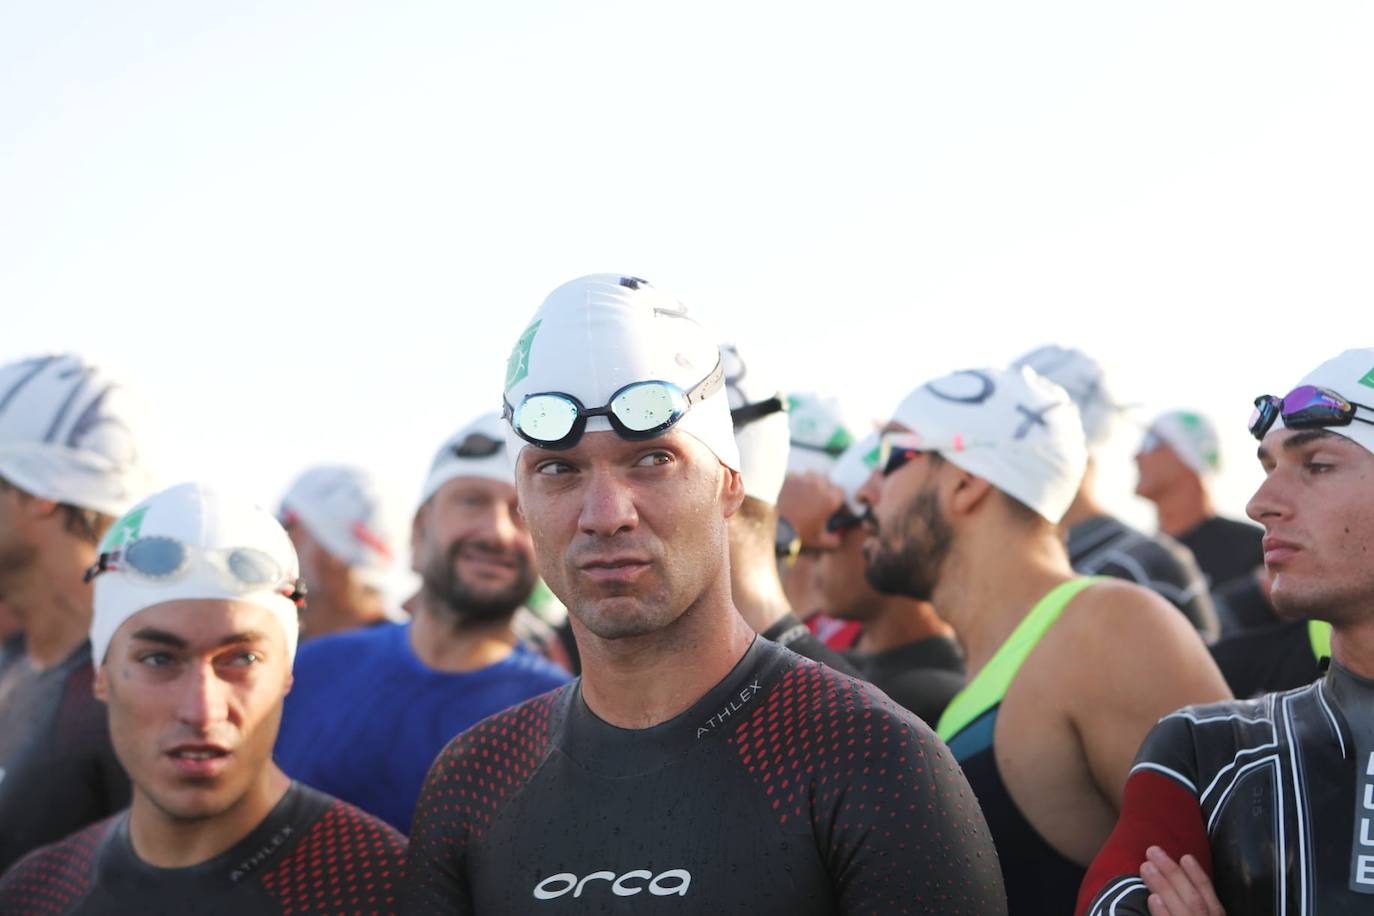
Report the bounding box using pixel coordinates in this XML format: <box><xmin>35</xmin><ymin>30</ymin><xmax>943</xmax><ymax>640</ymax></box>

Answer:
<box><xmin>533</xmin><ymin>868</ymin><xmax>692</xmax><ymax>900</ymax></box>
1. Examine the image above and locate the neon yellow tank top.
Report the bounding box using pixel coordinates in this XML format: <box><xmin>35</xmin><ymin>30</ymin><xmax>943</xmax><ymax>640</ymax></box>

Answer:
<box><xmin>936</xmin><ymin>578</ymin><xmax>1101</xmax><ymax>742</ymax></box>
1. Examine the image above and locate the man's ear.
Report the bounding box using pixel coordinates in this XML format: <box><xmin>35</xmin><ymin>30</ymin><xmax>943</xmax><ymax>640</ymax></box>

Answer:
<box><xmin>93</xmin><ymin>662</ymin><xmax>109</xmax><ymax>703</ymax></box>
<box><xmin>409</xmin><ymin>505</ymin><xmax>428</xmax><ymax>574</ymax></box>
<box><xmin>721</xmin><ymin>466</ymin><xmax>747</xmax><ymax>518</ymax></box>
<box><xmin>947</xmin><ymin>469</ymin><xmax>994</xmax><ymax>519</ymax></box>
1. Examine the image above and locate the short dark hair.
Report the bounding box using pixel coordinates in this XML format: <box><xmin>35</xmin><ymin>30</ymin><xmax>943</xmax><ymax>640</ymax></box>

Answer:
<box><xmin>0</xmin><ymin>474</ymin><xmax>111</xmax><ymax>546</ymax></box>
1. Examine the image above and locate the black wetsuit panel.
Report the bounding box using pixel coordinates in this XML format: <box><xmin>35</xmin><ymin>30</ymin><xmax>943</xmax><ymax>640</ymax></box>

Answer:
<box><xmin>0</xmin><ymin>782</ymin><xmax>406</xmax><ymax>914</ymax></box>
<box><xmin>1068</xmin><ymin>515</ymin><xmax>1218</xmax><ymax>640</ymax></box>
<box><xmin>1080</xmin><ymin>663</ymin><xmax>1374</xmax><ymax>915</ymax></box>
<box><xmin>845</xmin><ymin>635</ymin><xmax>965</xmax><ymax>726</ymax></box>
<box><xmin>404</xmin><ymin>637</ymin><xmax>1007</xmax><ymax>914</ymax></box>
<box><xmin>0</xmin><ymin>641</ymin><xmax>129</xmax><ymax>872</ymax></box>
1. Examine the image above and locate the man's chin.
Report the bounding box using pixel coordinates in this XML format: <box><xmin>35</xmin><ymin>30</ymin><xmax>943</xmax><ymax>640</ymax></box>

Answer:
<box><xmin>574</xmin><ymin>597</ymin><xmax>678</xmax><ymax>641</ymax></box>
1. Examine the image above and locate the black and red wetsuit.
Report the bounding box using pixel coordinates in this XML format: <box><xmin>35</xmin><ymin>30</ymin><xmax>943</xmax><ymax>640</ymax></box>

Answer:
<box><xmin>1078</xmin><ymin>659</ymin><xmax>1374</xmax><ymax>915</ymax></box>
<box><xmin>404</xmin><ymin>636</ymin><xmax>1007</xmax><ymax>914</ymax></box>
<box><xmin>0</xmin><ymin>782</ymin><xmax>406</xmax><ymax>915</ymax></box>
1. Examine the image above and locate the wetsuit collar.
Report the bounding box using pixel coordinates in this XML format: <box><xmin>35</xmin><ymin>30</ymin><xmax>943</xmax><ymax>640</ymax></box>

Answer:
<box><xmin>558</xmin><ymin>636</ymin><xmax>789</xmax><ymax>778</ymax></box>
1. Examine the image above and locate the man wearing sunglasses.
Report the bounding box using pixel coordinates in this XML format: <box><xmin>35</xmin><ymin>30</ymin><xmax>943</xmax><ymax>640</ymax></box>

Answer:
<box><xmin>274</xmin><ymin>413</ymin><xmax>569</xmax><ymax>834</ymax></box>
<box><xmin>858</xmin><ymin>365</ymin><xmax>1228</xmax><ymax>916</ymax></box>
<box><xmin>814</xmin><ymin>432</ymin><xmax>965</xmax><ymax>726</ymax></box>
<box><xmin>404</xmin><ymin>274</ymin><xmax>1006</xmax><ymax>914</ymax></box>
<box><xmin>277</xmin><ymin>464</ymin><xmax>397</xmax><ymax>640</ymax></box>
<box><xmin>0</xmin><ymin>354</ymin><xmax>150</xmax><ymax>873</ymax></box>
<box><xmin>0</xmin><ymin>483</ymin><xmax>406</xmax><ymax>913</ymax></box>
<box><xmin>1078</xmin><ymin>348</ymin><xmax>1374</xmax><ymax>916</ymax></box>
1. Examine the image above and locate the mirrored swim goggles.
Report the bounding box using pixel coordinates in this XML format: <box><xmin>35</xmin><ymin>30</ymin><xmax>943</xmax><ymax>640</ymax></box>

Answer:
<box><xmin>84</xmin><ymin>536</ymin><xmax>307</xmax><ymax>608</ymax></box>
<box><xmin>503</xmin><ymin>353</ymin><xmax>725</xmax><ymax>450</ymax></box>
<box><xmin>1248</xmin><ymin>385</ymin><xmax>1374</xmax><ymax>441</ymax></box>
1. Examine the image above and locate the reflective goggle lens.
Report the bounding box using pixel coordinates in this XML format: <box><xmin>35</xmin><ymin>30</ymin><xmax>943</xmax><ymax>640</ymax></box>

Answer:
<box><xmin>124</xmin><ymin>537</ymin><xmax>187</xmax><ymax>577</ymax></box>
<box><xmin>610</xmin><ymin>383</ymin><xmax>686</xmax><ymax>434</ymax></box>
<box><xmin>516</xmin><ymin>395</ymin><xmax>581</xmax><ymax>443</ymax></box>
<box><xmin>1249</xmin><ymin>386</ymin><xmax>1355</xmax><ymax>440</ymax></box>
<box><xmin>227</xmin><ymin>549</ymin><xmax>281</xmax><ymax>587</ymax></box>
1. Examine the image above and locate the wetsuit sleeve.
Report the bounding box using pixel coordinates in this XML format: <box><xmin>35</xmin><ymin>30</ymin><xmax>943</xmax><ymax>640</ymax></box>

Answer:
<box><xmin>1076</xmin><ymin>715</ymin><xmax>1212</xmax><ymax>916</ymax></box>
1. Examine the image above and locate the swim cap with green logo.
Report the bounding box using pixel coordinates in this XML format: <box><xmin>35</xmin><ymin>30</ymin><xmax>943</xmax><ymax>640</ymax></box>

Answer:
<box><xmin>1142</xmin><ymin>410</ymin><xmax>1221</xmax><ymax>477</ymax></box>
<box><xmin>786</xmin><ymin>393</ymin><xmax>856</xmax><ymax>476</ymax></box>
<box><xmin>90</xmin><ymin>482</ymin><xmax>302</xmax><ymax>667</ymax></box>
<box><xmin>1269</xmin><ymin>347</ymin><xmax>1374</xmax><ymax>456</ymax></box>
<box><xmin>829</xmin><ymin>432</ymin><xmax>882</xmax><ymax>515</ymax></box>
<box><xmin>501</xmin><ymin>275</ymin><xmax>739</xmax><ymax>471</ymax></box>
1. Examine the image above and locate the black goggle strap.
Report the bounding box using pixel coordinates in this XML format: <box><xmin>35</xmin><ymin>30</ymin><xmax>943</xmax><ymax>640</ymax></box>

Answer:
<box><xmin>82</xmin><ymin>550</ymin><xmax>122</xmax><ymax>583</ymax></box>
<box><xmin>452</xmin><ymin>432</ymin><xmax>505</xmax><ymax>459</ymax></box>
<box><xmin>731</xmin><ymin>394</ymin><xmax>787</xmax><ymax>428</ymax></box>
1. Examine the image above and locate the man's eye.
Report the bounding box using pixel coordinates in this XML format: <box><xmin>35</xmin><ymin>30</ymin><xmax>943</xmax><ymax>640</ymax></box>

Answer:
<box><xmin>536</xmin><ymin>461</ymin><xmax>573</xmax><ymax>476</ymax></box>
<box><xmin>1305</xmin><ymin>461</ymin><xmax>1333</xmax><ymax>474</ymax></box>
<box><xmin>636</xmin><ymin>452</ymin><xmax>673</xmax><ymax>468</ymax></box>
<box><xmin>138</xmin><ymin>652</ymin><xmax>175</xmax><ymax>668</ymax></box>
<box><xmin>225</xmin><ymin>652</ymin><xmax>261</xmax><ymax>667</ymax></box>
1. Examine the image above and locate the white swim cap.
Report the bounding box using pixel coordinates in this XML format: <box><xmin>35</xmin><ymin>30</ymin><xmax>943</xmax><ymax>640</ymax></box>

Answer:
<box><xmin>786</xmin><ymin>392</ymin><xmax>856</xmax><ymax>476</ymax></box>
<box><xmin>890</xmin><ymin>366</ymin><xmax>1088</xmax><ymax>523</ymax></box>
<box><xmin>722</xmin><ymin>342</ymin><xmax>789</xmax><ymax>505</ymax></box>
<box><xmin>420</xmin><ymin>412</ymin><xmax>513</xmax><ymax>505</ymax></box>
<box><xmin>1271</xmin><ymin>348</ymin><xmax>1374</xmax><ymax>456</ymax></box>
<box><xmin>502</xmin><ymin>275</ymin><xmax>739</xmax><ymax>471</ymax></box>
<box><xmin>1013</xmin><ymin>345</ymin><xmax>1124</xmax><ymax>452</ymax></box>
<box><xmin>1143</xmin><ymin>410</ymin><xmax>1221</xmax><ymax>477</ymax></box>
<box><xmin>0</xmin><ymin>354</ymin><xmax>151</xmax><ymax>517</ymax></box>
<box><xmin>279</xmin><ymin>465</ymin><xmax>395</xmax><ymax>578</ymax></box>
<box><xmin>830</xmin><ymin>432</ymin><xmax>882</xmax><ymax>514</ymax></box>
<box><xmin>90</xmin><ymin>482</ymin><xmax>302</xmax><ymax>668</ymax></box>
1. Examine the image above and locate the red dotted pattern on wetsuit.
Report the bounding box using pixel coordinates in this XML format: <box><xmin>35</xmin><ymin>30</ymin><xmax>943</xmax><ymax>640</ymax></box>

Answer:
<box><xmin>0</xmin><ymin>818</ymin><xmax>107</xmax><ymax>914</ymax></box>
<box><xmin>259</xmin><ymin>800</ymin><xmax>406</xmax><ymax>915</ymax></box>
<box><xmin>729</xmin><ymin>660</ymin><xmax>1002</xmax><ymax>916</ymax></box>
<box><xmin>410</xmin><ymin>691</ymin><xmax>557</xmax><ymax>852</ymax></box>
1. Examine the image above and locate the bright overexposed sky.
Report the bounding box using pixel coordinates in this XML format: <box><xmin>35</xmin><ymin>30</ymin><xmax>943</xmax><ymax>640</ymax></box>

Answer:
<box><xmin>4</xmin><ymin>2</ymin><xmax>1371</xmax><ymax>594</ymax></box>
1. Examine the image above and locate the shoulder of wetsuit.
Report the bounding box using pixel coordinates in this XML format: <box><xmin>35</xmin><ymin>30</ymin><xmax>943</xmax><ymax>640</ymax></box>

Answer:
<box><xmin>0</xmin><ymin>813</ymin><xmax>118</xmax><ymax>911</ymax></box>
<box><xmin>729</xmin><ymin>656</ymin><xmax>1008</xmax><ymax>913</ymax></box>
<box><xmin>761</xmin><ymin>613</ymin><xmax>862</xmax><ymax>677</ymax></box>
<box><xmin>405</xmin><ymin>685</ymin><xmax>569</xmax><ymax>891</ymax></box>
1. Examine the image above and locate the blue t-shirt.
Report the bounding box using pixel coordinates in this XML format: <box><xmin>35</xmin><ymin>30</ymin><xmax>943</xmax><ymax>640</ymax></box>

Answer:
<box><xmin>275</xmin><ymin>621</ymin><xmax>569</xmax><ymax>833</ymax></box>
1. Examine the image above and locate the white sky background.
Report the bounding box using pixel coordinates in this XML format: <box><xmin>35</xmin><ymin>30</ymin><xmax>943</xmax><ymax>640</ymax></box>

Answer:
<box><xmin>3</xmin><ymin>2</ymin><xmax>1371</xmax><ymax>599</ymax></box>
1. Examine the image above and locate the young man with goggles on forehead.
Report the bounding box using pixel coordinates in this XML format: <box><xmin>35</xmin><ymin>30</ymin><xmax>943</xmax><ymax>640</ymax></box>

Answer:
<box><xmin>404</xmin><ymin>274</ymin><xmax>1006</xmax><ymax>914</ymax></box>
<box><xmin>856</xmin><ymin>365</ymin><xmax>1229</xmax><ymax>916</ymax></box>
<box><xmin>0</xmin><ymin>483</ymin><xmax>405</xmax><ymax>915</ymax></box>
<box><xmin>1079</xmin><ymin>348</ymin><xmax>1374</xmax><ymax>916</ymax></box>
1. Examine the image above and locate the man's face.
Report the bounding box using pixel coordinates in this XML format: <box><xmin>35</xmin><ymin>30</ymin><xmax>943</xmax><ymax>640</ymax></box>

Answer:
<box><xmin>515</xmin><ymin>428</ymin><xmax>742</xmax><ymax>640</ymax></box>
<box><xmin>1247</xmin><ymin>428</ymin><xmax>1374</xmax><ymax>623</ymax></box>
<box><xmin>95</xmin><ymin>600</ymin><xmax>291</xmax><ymax>822</ymax></box>
<box><xmin>1134</xmin><ymin>440</ymin><xmax>1192</xmax><ymax>501</ymax></box>
<box><xmin>814</xmin><ymin>522</ymin><xmax>881</xmax><ymax>621</ymax></box>
<box><xmin>857</xmin><ymin>425</ymin><xmax>954</xmax><ymax>602</ymax></box>
<box><xmin>413</xmin><ymin>477</ymin><xmax>535</xmax><ymax>624</ymax></box>
<box><xmin>0</xmin><ymin>480</ymin><xmax>38</xmax><ymax>596</ymax></box>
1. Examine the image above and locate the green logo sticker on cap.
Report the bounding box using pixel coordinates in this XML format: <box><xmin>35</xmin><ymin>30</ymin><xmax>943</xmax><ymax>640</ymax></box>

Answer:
<box><xmin>1359</xmin><ymin>365</ymin><xmax>1374</xmax><ymax>391</ymax></box>
<box><xmin>99</xmin><ymin>507</ymin><xmax>147</xmax><ymax>552</ymax></box>
<box><xmin>505</xmin><ymin>320</ymin><xmax>541</xmax><ymax>393</ymax></box>
<box><xmin>861</xmin><ymin>443</ymin><xmax>881</xmax><ymax>469</ymax></box>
